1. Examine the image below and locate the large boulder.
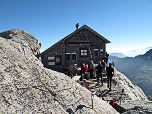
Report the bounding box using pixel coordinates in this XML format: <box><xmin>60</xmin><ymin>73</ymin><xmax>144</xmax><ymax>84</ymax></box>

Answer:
<box><xmin>0</xmin><ymin>29</ymin><xmax>41</xmax><ymax>55</ymax></box>
<box><xmin>0</xmin><ymin>29</ymin><xmax>118</xmax><ymax>114</ymax></box>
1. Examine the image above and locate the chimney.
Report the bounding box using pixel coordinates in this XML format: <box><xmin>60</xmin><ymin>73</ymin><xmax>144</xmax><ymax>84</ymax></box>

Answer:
<box><xmin>76</xmin><ymin>23</ymin><xmax>79</xmax><ymax>29</ymax></box>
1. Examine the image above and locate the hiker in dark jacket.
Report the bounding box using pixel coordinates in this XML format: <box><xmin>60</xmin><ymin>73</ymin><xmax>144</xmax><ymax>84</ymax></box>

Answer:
<box><xmin>95</xmin><ymin>61</ymin><xmax>103</xmax><ymax>85</ymax></box>
<box><xmin>105</xmin><ymin>52</ymin><xmax>110</xmax><ymax>65</ymax></box>
<box><xmin>101</xmin><ymin>60</ymin><xmax>106</xmax><ymax>72</ymax></box>
<box><xmin>105</xmin><ymin>63</ymin><xmax>115</xmax><ymax>91</ymax></box>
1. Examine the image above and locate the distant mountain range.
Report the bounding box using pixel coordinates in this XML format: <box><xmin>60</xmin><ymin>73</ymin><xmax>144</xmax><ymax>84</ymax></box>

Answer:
<box><xmin>110</xmin><ymin>49</ymin><xmax>152</xmax><ymax>97</ymax></box>
<box><xmin>110</xmin><ymin>53</ymin><xmax>127</xmax><ymax>58</ymax></box>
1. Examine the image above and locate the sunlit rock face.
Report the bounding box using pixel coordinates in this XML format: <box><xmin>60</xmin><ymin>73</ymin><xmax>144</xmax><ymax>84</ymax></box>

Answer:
<box><xmin>0</xmin><ymin>29</ymin><xmax>41</xmax><ymax>55</ymax></box>
<box><xmin>0</xmin><ymin>30</ymin><xmax>118</xmax><ymax>114</ymax></box>
<box><xmin>113</xmin><ymin>70</ymin><xmax>148</xmax><ymax>101</ymax></box>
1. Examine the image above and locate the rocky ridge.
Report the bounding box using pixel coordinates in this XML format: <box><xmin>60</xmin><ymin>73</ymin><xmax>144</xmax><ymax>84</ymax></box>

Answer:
<box><xmin>0</xmin><ymin>29</ymin><xmax>41</xmax><ymax>55</ymax></box>
<box><xmin>0</xmin><ymin>29</ymin><xmax>118</xmax><ymax>114</ymax></box>
<box><xmin>113</xmin><ymin>70</ymin><xmax>148</xmax><ymax>101</ymax></box>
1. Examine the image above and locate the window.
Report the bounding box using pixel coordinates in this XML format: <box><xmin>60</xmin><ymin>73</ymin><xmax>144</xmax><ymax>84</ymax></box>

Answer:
<box><xmin>100</xmin><ymin>49</ymin><xmax>103</xmax><ymax>56</ymax></box>
<box><xmin>66</xmin><ymin>53</ymin><xmax>70</xmax><ymax>60</ymax></box>
<box><xmin>94</xmin><ymin>49</ymin><xmax>98</xmax><ymax>56</ymax></box>
<box><xmin>66</xmin><ymin>53</ymin><xmax>76</xmax><ymax>60</ymax></box>
<box><xmin>80</xmin><ymin>48</ymin><xmax>88</xmax><ymax>57</ymax></box>
<box><xmin>55</xmin><ymin>56</ymin><xmax>62</xmax><ymax>65</ymax></box>
<box><xmin>72</xmin><ymin>53</ymin><xmax>76</xmax><ymax>60</ymax></box>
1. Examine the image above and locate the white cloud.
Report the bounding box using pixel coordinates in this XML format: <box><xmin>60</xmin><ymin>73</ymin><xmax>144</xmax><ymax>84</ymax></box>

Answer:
<box><xmin>40</xmin><ymin>49</ymin><xmax>44</xmax><ymax>53</ymax></box>
<box><xmin>107</xmin><ymin>47</ymin><xmax>151</xmax><ymax>57</ymax></box>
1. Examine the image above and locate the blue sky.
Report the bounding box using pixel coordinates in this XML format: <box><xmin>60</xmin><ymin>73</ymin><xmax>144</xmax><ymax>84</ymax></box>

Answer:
<box><xmin>0</xmin><ymin>0</ymin><xmax>152</xmax><ymax>57</ymax></box>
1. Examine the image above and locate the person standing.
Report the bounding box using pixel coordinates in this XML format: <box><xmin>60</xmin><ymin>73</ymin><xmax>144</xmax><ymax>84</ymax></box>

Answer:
<box><xmin>89</xmin><ymin>61</ymin><xmax>95</xmax><ymax>78</ymax></box>
<box><xmin>105</xmin><ymin>63</ymin><xmax>115</xmax><ymax>91</ymax></box>
<box><xmin>81</xmin><ymin>63</ymin><xmax>88</xmax><ymax>80</ymax></box>
<box><xmin>105</xmin><ymin>52</ymin><xmax>110</xmax><ymax>65</ymax></box>
<box><xmin>101</xmin><ymin>60</ymin><xmax>106</xmax><ymax>72</ymax></box>
<box><xmin>96</xmin><ymin>61</ymin><xmax>103</xmax><ymax>85</ymax></box>
<box><xmin>102</xmin><ymin>56</ymin><xmax>106</xmax><ymax>64</ymax></box>
<box><xmin>111</xmin><ymin>59</ymin><xmax>115</xmax><ymax>67</ymax></box>
<box><xmin>72</xmin><ymin>64</ymin><xmax>78</xmax><ymax>76</ymax></box>
<box><xmin>69</xmin><ymin>64</ymin><xmax>74</xmax><ymax>77</ymax></box>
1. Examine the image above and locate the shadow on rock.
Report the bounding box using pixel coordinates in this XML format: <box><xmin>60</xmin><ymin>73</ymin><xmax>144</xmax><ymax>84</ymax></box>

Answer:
<box><xmin>76</xmin><ymin>105</ymin><xmax>91</xmax><ymax>111</ymax></box>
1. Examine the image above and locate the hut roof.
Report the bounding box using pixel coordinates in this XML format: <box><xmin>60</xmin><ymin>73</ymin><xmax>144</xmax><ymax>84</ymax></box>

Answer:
<box><xmin>41</xmin><ymin>25</ymin><xmax>110</xmax><ymax>55</ymax></box>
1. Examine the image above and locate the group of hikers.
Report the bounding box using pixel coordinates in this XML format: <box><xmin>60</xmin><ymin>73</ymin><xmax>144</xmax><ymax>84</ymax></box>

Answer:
<box><xmin>69</xmin><ymin>52</ymin><xmax>115</xmax><ymax>91</ymax></box>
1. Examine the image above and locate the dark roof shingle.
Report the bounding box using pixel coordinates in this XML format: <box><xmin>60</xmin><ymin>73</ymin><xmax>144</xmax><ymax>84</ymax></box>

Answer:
<box><xmin>41</xmin><ymin>25</ymin><xmax>110</xmax><ymax>55</ymax></box>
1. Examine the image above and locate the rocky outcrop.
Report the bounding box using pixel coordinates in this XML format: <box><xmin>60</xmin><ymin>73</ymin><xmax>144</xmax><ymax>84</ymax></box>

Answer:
<box><xmin>114</xmin><ymin>71</ymin><xmax>152</xmax><ymax>114</ymax></box>
<box><xmin>113</xmin><ymin>70</ymin><xmax>148</xmax><ymax>101</ymax></box>
<box><xmin>0</xmin><ymin>29</ymin><xmax>118</xmax><ymax>114</ymax></box>
<box><xmin>0</xmin><ymin>29</ymin><xmax>41</xmax><ymax>55</ymax></box>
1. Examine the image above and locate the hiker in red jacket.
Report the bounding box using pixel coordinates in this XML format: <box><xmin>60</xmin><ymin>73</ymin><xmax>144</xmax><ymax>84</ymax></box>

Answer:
<box><xmin>81</xmin><ymin>63</ymin><xmax>88</xmax><ymax>80</ymax></box>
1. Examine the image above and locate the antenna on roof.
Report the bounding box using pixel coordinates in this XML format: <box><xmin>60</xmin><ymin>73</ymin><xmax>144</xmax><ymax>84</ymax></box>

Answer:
<box><xmin>76</xmin><ymin>23</ymin><xmax>79</xmax><ymax>29</ymax></box>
